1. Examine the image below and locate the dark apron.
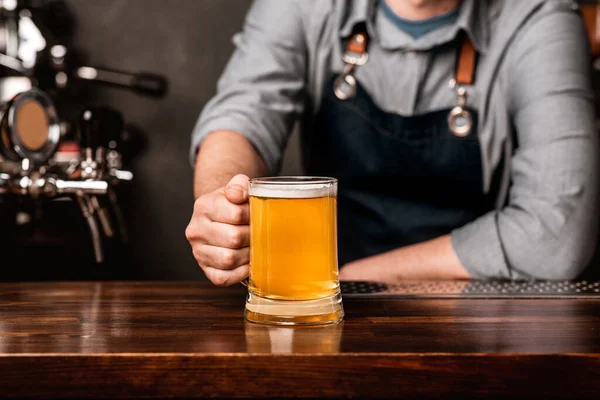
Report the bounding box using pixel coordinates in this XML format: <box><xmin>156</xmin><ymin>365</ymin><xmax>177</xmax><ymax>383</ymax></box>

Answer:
<box><xmin>305</xmin><ymin>75</ymin><xmax>495</xmax><ymax>266</ymax></box>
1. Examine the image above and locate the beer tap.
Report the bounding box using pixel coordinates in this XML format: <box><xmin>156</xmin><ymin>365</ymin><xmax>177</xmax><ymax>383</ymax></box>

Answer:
<box><xmin>99</xmin><ymin>106</ymin><xmax>130</xmax><ymax>243</ymax></box>
<box><xmin>77</xmin><ymin>105</ymin><xmax>130</xmax><ymax>244</ymax></box>
<box><xmin>78</xmin><ymin>106</ymin><xmax>114</xmax><ymax>241</ymax></box>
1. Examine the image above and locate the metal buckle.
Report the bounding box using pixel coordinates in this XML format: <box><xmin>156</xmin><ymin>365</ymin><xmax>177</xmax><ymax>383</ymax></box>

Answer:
<box><xmin>335</xmin><ymin>31</ymin><xmax>369</xmax><ymax>100</ymax></box>
<box><xmin>342</xmin><ymin>51</ymin><xmax>369</xmax><ymax>67</ymax></box>
<box><xmin>334</xmin><ymin>73</ymin><xmax>357</xmax><ymax>100</ymax></box>
<box><xmin>448</xmin><ymin>106</ymin><xmax>472</xmax><ymax>137</ymax></box>
<box><xmin>447</xmin><ymin>79</ymin><xmax>473</xmax><ymax>137</ymax></box>
<box><xmin>334</xmin><ymin>64</ymin><xmax>357</xmax><ymax>100</ymax></box>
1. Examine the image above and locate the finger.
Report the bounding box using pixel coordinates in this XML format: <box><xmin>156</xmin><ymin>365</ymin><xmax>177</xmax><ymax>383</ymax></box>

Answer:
<box><xmin>202</xmin><ymin>264</ymin><xmax>249</xmax><ymax>287</ymax></box>
<box><xmin>203</xmin><ymin>221</ymin><xmax>250</xmax><ymax>248</ymax></box>
<box><xmin>185</xmin><ymin>213</ymin><xmax>207</xmax><ymax>242</ymax></box>
<box><xmin>224</xmin><ymin>174</ymin><xmax>250</xmax><ymax>205</ymax></box>
<box><xmin>192</xmin><ymin>243</ymin><xmax>250</xmax><ymax>271</ymax></box>
<box><xmin>207</xmin><ymin>193</ymin><xmax>249</xmax><ymax>225</ymax></box>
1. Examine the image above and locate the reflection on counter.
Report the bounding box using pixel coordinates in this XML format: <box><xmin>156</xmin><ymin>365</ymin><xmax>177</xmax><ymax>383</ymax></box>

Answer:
<box><xmin>245</xmin><ymin>322</ymin><xmax>343</xmax><ymax>354</ymax></box>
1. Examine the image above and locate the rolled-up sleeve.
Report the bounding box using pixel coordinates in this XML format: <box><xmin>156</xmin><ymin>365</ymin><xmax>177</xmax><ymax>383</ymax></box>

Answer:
<box><xmin>189</xmin><ymin>0</ymin><xmax>307</xmax><ymax>174</ymax></box>
<box><xmin>452</xmin><ymin>6</ymin><xmax>599</xmax><ymax>280</ymax></box>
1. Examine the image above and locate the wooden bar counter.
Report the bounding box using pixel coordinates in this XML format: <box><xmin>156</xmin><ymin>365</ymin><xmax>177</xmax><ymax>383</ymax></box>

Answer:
<box><xmin>0</xmin><ymin>280</ymin><xmax>599</xmax><ymax>399</ymax></box>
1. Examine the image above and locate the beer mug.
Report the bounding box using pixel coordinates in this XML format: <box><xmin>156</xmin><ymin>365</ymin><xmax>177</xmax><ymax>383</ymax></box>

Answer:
<box><xmin>245</xmin><ymin>176</ymin><xmax>344</xmax><ymax>325</ymax></box>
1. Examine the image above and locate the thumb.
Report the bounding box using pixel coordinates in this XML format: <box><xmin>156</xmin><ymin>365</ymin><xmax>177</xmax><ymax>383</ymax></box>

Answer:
<box><xmin>224</xmin><ymin>174</ymin><xmax>250</xmax><ymax>204</ymax></box>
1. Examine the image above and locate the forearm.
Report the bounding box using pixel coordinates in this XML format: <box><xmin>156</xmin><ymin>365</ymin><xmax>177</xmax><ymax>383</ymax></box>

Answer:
<box><xmin>193</xmin><ymin>130</ymin><xmax>268</xmax><ymax>198</ymax></box>
<box><xmin>339</xmin><ymin>235</ymin><xmax>471</xmax><ymax>282</ymax></box>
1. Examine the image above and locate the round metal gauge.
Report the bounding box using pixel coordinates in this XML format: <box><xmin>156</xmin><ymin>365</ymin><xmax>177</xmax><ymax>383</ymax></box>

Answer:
<box><xmin>0</xmin><ymin>88</ymin><xmax>60</xmax><ymax>165</ymax></box>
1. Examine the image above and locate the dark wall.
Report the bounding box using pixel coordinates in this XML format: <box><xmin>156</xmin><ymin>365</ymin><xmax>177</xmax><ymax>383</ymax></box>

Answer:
<box><xmin>64</xmin><ymin>0</ymin><xmax>278</xmax><ymax>280</ymax></box>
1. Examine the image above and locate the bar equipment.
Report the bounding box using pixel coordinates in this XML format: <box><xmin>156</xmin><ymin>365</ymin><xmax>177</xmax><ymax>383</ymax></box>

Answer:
<box><xmin>0</xmin><ymin>90</ymin><xmax>133</xmax><ymax>263</ymax></box>
<box><xmin>0</xmin><ymin>0</ymin><xmax>167</xmax><ymax>273</ymax></box>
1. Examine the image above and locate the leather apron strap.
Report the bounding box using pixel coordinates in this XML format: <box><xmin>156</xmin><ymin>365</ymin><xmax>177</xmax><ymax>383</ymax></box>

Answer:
<box><xmin>581</xmin><ymin>2</ymin><xmax>600</xmax><ymax>58</ymax></box>
<box><xmin>455</xmin><ymin>32</ymin><xmax>476</xmax><ymax>85</ymax></box>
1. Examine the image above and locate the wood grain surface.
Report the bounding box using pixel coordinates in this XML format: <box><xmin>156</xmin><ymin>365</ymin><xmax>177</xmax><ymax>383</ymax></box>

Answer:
<box><xmin>0</xmin><ymin>281</ymin><xmax>599</xmax><ymax>399</ymax></box>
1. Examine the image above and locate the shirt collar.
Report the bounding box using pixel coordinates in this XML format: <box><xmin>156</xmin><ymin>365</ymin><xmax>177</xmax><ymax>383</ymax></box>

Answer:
<box><xmin>338</xmin><ymin>0</ymin><xmax>490</xmax><ymax>54</ymax></box>
<box><xmin>338</xmin><ymin>0</ymin><xmax>375</xmax><ymax>38</ymax></box>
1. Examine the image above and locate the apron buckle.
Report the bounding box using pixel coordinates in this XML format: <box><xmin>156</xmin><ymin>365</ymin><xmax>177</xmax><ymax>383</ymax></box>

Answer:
<box><xmin>334</xmin><ymin>64</ymin><xmax>358</xmax><ymax>100</ymax></box>
<box><xmin>448</xmin><ymin>79</ymin><xmax>473</xmax><ymax>137</ymax></box>
<box><xmin>342</xmin><ymin>51</ymin><xmax>369</xmax><ymax>67</ymax></box>
<box><xmin>335</xmin><ymin>31</ymin><xmax>369</xmax><ymax>100</ymax></box>
<box><xmin>342</xmin><ymin>32</ymin><xmax>369</xmax><ymax>66</ymax></box>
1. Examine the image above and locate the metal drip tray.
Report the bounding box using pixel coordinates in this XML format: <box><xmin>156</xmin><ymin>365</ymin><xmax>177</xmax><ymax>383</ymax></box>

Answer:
<box><xmin>340</xmin><ymin>280</ymin><xmax>600</xmax><ymax>298</ymax></box>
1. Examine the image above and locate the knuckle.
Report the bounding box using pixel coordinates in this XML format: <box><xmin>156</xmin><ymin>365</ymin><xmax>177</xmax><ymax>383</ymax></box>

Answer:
<box><xmin>185</xmin><ymin>224</ymin><xmax>193</xmax><ymax>241</ymax></box>
<box><xmin>192</xmin><ymin>247</ymin><xmax>206</xmax><ymax>264</ymax></box>
<box><xmin>228</xmin><ymin>228</ymin><xmax>244</xmax><ymax>248</ymax></box>
<box><xmin>186</xmin><ymin>219</ymin><xmax>206</xmax><ymax>242</ymax></box>
<box><xmin>193</xmin><ymin>196</ymin><xmax>210</xmax><ymax>215</ymax></box>
<box><xmin>209</xmin><ymin>269</ymin><xmax>229</xmax><ymax>287</ymax></box>
<box><xmin>185</xmin><ymin>222</ymin><xmax>197</xmax><ymax>241</ymax></box>
<box><xmin>219</xmin><ymin>249</ymin><xmax>237</xmax><ymax>268</ymax></box>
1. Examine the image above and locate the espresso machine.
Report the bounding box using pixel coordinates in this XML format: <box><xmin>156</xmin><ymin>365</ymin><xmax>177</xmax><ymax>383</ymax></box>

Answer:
<box><xmin>0</xmin><ymin>0</ymin><xmax>167</xmax><ymax>280</ymax></box>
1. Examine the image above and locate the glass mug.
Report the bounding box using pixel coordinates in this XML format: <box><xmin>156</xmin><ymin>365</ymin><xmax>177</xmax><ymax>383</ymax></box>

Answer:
<box><xmin>244</xmin><ymin>176</ymin><xmax>344</xmax><ymax>325</ymax></box>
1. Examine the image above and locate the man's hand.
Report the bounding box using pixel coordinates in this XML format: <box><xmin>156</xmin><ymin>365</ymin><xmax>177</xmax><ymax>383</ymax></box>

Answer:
<box><xmin>186</xmin><ymin>174</ymin><xmax>251</xmax><ymax>286</ymax></box>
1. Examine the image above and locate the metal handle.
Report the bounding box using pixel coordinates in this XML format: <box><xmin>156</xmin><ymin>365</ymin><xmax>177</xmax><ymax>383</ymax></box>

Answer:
<box><xmin>75</xmin><ymin>193</ymin><xmax>104</xmax><ymax>264</ymax></box>
<box><xmin>1</xmin><ymin>174</ymin><xmax>108</xmax><ymax>196</ymax></box>
<box><xmin>110</xmin><ymin>169</ymin><xmax>133</xmax><ymax>181</ymax></box>
<box><xmin>76</xmin><ymin>66</ymin><xmax>168</xmax><ymax>97</ymax></box>
<box><xmin>0</xmin><ymin>53</ymin><xmax>25</xmax><ymax>73</ymax></box>
<box><xmin>90</xmin><ymin>195</ymin><xmax>114</xmax><ymax>238</ymax></box>
<box><xmin>55</xmin><ymin>179</ymin><xmax>108</xmax><ymax>195</ymax></box>
<box><xmin>108</xmin><ymin>188</ymin><xmax>129</xmax><ymax>243</ymax></box>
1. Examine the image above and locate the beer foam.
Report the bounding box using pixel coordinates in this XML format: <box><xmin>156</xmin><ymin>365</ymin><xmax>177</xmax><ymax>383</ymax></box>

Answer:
<box><xmin>249</xmin><ymin>183</ymin><xmax>336</xmax><ymax>199</ymax></box>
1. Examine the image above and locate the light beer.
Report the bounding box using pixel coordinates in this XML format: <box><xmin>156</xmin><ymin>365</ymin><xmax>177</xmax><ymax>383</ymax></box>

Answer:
<box><xmin>245</xmin><ymin>177</ymin><xmax>344</xmax><ymax>325</ymax></box>
<box><xmin>249</xmin><ymin>194</ymin><xmax>338</xmax><ymax>300</ymax></box>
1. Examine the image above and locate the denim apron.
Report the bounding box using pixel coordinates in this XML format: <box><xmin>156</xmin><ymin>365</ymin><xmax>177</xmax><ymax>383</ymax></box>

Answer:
<box><xmin>304</xmin><ymin>29</ymin><xmax>496</xmax><ymax>266</ymax></box>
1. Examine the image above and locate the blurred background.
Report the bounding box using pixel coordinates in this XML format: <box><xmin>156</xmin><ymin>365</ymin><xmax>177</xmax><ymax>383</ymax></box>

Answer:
<box><xmin>0</xmin><ymin>0</ymin><xmax>267</xmax><ymax>281</ymax></box>
<box><xmin>63</xmin><ymin>0</ymin><xmax>287</xmax><ymax>280</ymax></box>
<box><xmin>0</xmin><ymin>0</ymin><xmax>597</xmax><ymax>281</ymax></box>
<box><xmin>0</xmin><ymin>0</ymin><xmax>305</xmax><ymax>282</ymax></box>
